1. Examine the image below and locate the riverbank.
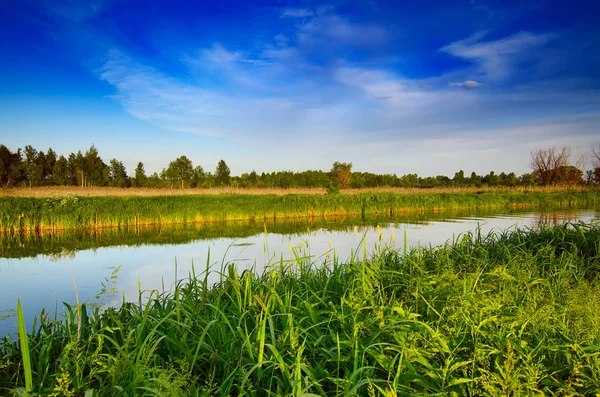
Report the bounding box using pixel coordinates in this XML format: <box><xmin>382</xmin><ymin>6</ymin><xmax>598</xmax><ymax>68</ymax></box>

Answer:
<box><xmin>1</xmin><ymin>189</ymin><xmax>599</xmax><ymax>232</ymax></box>
<box><xmin>0</xmin><ymin>184</ymin><xmax>594</xmax><ymax>198</ymax></box>
<box><xmin>1</xmin><ymin>222</ymin><xmax>599</xmax><ymax>395</ymax></box>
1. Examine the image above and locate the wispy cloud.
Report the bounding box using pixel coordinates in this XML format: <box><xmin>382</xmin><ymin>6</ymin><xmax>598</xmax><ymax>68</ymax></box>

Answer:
<box><xmin>281</xmin><ymin>8</ymin><xmax>313</xmax><ymax>18</ymax></box>
<box><xmin>297</xmin><ymin>14</ymin><xmax>389</xmax><ymax>49</ymax></box>
<box><xmin>440</xmin><ymin>31</ymin><xmax>558</xmax><ymax>83</ymax></box>
<box><xmin>449</xmin><ymin>80</ymin><xmax>483</xmax><ymax>88</ymax></box>
<box><xmin>44</xmin><ymin>0</ymin><xmax>110</xmax><ymax>21</ymax></box>
<box><xmin>94</xmin><ymin>7</ymin><xmax>598</xmax><ymax>174</ymax></box>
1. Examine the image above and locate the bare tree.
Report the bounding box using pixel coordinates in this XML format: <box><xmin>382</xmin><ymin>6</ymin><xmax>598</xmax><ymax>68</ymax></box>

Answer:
<box><xmin>530</xmin><ymin>146</ymin><xmax>570</xmax><ymax>185</ymax></box>
<box><xmin>592</xmin><ymin>144</ymin><xmax>600</xmax><ymax>184</ymax></box>
<box><xmin>592</xmin><ymin>144</ymin><xmax>600</xmax><ymax>168</ymax></box>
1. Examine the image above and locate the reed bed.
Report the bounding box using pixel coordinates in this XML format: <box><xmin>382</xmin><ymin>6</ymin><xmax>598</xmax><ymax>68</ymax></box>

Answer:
<box><xmin>0</xmin><ymin>206</ymin><xmax>593</xmax><ymax>260</ymax></box>
<box><xmin>0</xmin><ymin>186</ymin><xmax>327</xmax><ymax>198</ymax></box>
<box><xmin>1</xmin><ymin>185</ymin><xmax>594</xmax><ymax>198</ymax></box>
<box><xmin>1</xmin><ymin>190</ymin><xmax>599</xmax><ymax>233</ymax></box>
<box><xmin>1</xmin><ymin>222</ymin><xmax>600</xmax><ymax>395</ymax></box>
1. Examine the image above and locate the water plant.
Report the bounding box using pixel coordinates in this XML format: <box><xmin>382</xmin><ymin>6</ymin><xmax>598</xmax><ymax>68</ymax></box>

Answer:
<box><xmin>1</xmin><ymin>190</ymin><xmax>598</xmax><ymax>233</ymax></box>
<box><xmin>1</xmin><ymin>221</ymin><xmax>599</xmax><ymax>395</ymax></box>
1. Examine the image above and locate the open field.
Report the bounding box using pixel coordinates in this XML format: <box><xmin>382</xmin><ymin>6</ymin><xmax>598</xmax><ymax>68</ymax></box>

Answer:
<box><xmin>0</xmin><ymin>185</ymin><xmax>595</xmax><ymax>198</ymax></box>
<box><xmin>2</xmin><ymin>222</ymin><xmax>599</xmax><ymax>395</ymax></box>
<box><xmin>1</xmin><ymin>190</ymin><xmax>599</xmax><ymax>233</ymax></box>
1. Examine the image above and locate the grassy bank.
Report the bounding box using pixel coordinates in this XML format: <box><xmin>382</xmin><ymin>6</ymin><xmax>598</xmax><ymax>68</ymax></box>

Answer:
<box><xmin>1</xmin><ymin>190</ymin><xmax>600</xmax><ymax>233</ymax></box>
<box><xmin>0</xmin><ymin>185</ymin><xmax>595</xmax><ymax>198</ymax></box>
<box><xmin>0</xmin><ymin>206</ymin><xmax>594</xmax><ymax>259</ymax></box>
<box><xmin>2</xmin><ymin>222</ymin><xmax>600</xmax><ymax>395</ymax></box>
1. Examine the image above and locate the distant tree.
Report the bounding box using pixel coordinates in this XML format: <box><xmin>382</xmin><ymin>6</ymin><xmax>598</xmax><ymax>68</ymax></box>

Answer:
<box><xmin>556</xmin><ymin>165</ymin><xmax>583</xmax><ymax>185</ymax></box>
<box><xmin>134</xmin><ymin>162</ymin><xmax>147</xmax><ymax>187</ymax></box>
<box><xmin>164</xmin><ymin>156</ymin><xmax>194</xmax><ymax>188</ymax></box>
<box><xmin>585</xmin><ymin>170</ymin><xmax>595</xmax><ymax>185</ymax></box>
<box><xmin>108</xmin><ymin>159</ymin><xmax>129</xmax><ymax>187</ymax></box>
<box><xmin>248</xmin><ymin>171</ymin><xmax>260</xmax><ymax>188</ymax></box>
<box><xmin>0</xmin><ymin>145</ymin><xmax>23</xmax><ymax>187</ymax></box>
<box><xmin>482</xmin><ymin>171</ymin><xmax>500</xmax><ymax>186</ymax></box>
<box><xmin>469</xmin><ymin>171</ymin><xmax>482</xmax><ymax>187</ymax></box>
<box><xmin>452</xmin><ymin>170</ymin><xmax>466</xmax><ymax>186</ymax></box>
<box><xmin>520</xmin><ymin>173</ymin><xmax>536</xmax><ymax>186</ymax></box>
<box><xmin>398</xmin><ymin>173</ymin><xmax>419</xmax><ymax>188</ymax></box>
<box><xmin>203</xmin><ymin>172</ymin><xmax>215</xmax><ymax>188</ymax></box>
<box><xmin>592</xmin><ymin>144</ymin><xmax>600</xmax><ymax>184</ymax></box>
<box><xmin>84</xmin><ymin>145</ymin><xmax>108</xmax><ymax>186</ymax></box>
<box><xmin>530</xmin><ymin>146</ymin><xmax>570</xmax><ymax>185</ymax></box>
<box><xmin>146</xmin><ymin>172</ymin><xmax>164</xmax><ymax>188</ymax></box>
<box><xmin>44</xmin><ymin>148</ymin><xmax>57</xmax><ymax>184</ymax></box>
<box><xmin>23</xmin><ymin>145</ymin><xmax>44</xmax><ymax>186</ymax></box>
<box><xmin>191</xmin><ymin>166</ymin><xmax>206</xmax><ymax>188</ymax></box>
<box><xmin>331</xmin><ymin>161</ymin><xmax>352</xmax><ymax>189</ymax></box>
<box><xmin>215</xmin><ymin>160</ymin><xmax>231</xmax><ymax>186</ymax></box>
<box><xmin>68</xmin><ymin>152</ymin><xmax>82</xmax><ymax>186</ymax></box>
<box><xmin>52</xmin><ymin>155</ymin><xmax>69</xmax><ymax>185</ymax></box>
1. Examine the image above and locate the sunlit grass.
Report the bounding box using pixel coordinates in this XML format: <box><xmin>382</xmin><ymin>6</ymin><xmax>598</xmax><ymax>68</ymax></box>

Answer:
<box><xmin>0</xmin><ymin>184</ymin><xmax>594</xmax><ymax>198</ymax></box>
<box><xmin>1</xmin><ymin>222</ymin><xmax>600</xmax><ymax>395</ymax></box>
<box><xmin>1</xmin><ymin>190</ymin><xmax>599</xmax><ymax>233</ymax></box>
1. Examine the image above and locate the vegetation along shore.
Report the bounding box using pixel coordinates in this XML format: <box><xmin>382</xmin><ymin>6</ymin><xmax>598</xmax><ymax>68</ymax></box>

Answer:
<box><xmin>1</xmin><ymin>189</ymin><xmax>599</xmax><ymax>233</ymax></box>
<box><xmin>1</xmin><ymin>222</ymin><xmax>599</xmax><ymax>395</ymax></box>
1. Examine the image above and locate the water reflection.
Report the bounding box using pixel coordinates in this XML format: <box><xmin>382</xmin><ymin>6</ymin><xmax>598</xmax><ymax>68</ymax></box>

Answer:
<box><xmin>1</xmin><ymin>206</ymin><xmax>598</xmax><ymax>336</ymax></box>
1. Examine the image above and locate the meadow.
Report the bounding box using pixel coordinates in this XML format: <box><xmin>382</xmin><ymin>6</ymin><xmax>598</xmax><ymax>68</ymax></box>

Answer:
<box><xmin>1</xmin><ymin>188</ymin><xmax>599</xmax><ymax>233</ymax></box>
<box><xmin>1</xmin><ymin>222</ymin><xmax>599</xmax><ymax>395</ymax></box>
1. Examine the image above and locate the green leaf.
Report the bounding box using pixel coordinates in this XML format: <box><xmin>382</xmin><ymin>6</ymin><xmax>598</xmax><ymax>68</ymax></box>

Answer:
<box><xmin>17</xmin><ymin>300</ymin><xmax>33</xmax><ymax>394</ymax></box>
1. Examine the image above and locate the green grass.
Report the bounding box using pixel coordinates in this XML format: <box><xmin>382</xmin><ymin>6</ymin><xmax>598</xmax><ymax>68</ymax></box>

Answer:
<box><xmin>1</xmin><ymin>190</ymin><xmax>599</xmax><ymax>232</ymax></box>
<box><xmin>3</xmin><ymin>205</ymin><xmax>593</xmax><ymax>259</ymax></box>
<box><xmin>1</xmin><ymin>221</ymin><xmax>600</xmax><ymax>395</ymax></box>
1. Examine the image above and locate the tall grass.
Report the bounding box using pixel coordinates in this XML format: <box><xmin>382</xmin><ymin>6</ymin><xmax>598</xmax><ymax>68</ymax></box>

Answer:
<box><xmin>1</xmin><ymin>222</ymin><xmax>600</xmax><ymax>395</ymax></box>
<box><xmin>0</xmin><ymin>184</ymin><xmax>594</xmax><ymax>198</ymax></box>
<box><xmin>1</xmin><ymin>190</ymin><xmax>599</xmax><ymax>233</ymax></box>
<box><xmin>2</xmin><ymin>206</ymin><xmax>589</xmax><ymax>259</ymax></box>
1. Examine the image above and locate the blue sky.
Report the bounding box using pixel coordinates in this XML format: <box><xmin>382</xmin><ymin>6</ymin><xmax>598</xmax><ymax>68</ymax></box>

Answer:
<box><xmin>1</xmin><ymin>0</ymin><xmax>599</xmax><ymax>176</ymax></box>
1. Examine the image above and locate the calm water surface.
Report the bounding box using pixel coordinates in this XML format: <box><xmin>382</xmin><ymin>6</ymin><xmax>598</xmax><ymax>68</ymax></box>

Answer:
<box><xmin>1</xmin><ymin>207</ymin><xmax>598</xmax><ymax>335</ymax></box>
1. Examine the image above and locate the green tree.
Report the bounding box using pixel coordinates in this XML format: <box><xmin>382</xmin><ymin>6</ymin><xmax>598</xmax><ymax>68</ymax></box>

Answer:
<box><xmin>52</xmin><ymin>155</ymin><xmax>69</xmax><ymax>185</ymax></box>
<box><xmin>24</xmin><ymin>145</ymin><xmax>44</xmax><ymax>186</ymax></box>
<box><xmin>453</xmin><ymin>170</ymin><xmax>466</xmax><ymax>186</ymax></box>
<box><xmin>84</xmin><ymin>145</ymin><xmax>108</xmax><ymax>186</ymax></box>
<box><xmin>133</xmin><ymin>162</ymin><xmax>147</xmax><ymax>187</ymax></box>
<box><xmin>109</xmin><ymin>159</ymin><xmax>129</xmax><ymax>187</ymax></box>
<box><xmin>191</xmin><ymin>166</ymin><xmax>206</xmax><ymax>188</ymax></box>
<box><xmin>215</xmin><ymin>160</ymin><xmax>231</xmax><ymax>186</ymax></box>
<box><xmin>164</xmin><ymin>156</ymin><xmax>194</xmax><ymax>188</ymax></box>
<box><xmin>0</xmin><ymin>145</ymin><xmax>23</xmax><ymax>187</ymax></box>
<box><xmin>44</xmin><ymin>148</ymin><xmax>57</xmax><ymax>184</ymax></box>
<box><xmin>203</xmin><ymin>172</ymin><xmax>215</xmax><ymax>188</ymax></box>
<box><xmin>331</xmin><ymin>161</ymin><xmax>352</xmax><ymax>189</ymax></box>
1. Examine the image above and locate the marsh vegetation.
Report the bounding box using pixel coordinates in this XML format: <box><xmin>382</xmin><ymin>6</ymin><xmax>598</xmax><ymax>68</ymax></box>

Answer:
<box><xmin>1</xmin><ymin>222</ymin><xmax>600</xmax><ymax>395</ymax></box>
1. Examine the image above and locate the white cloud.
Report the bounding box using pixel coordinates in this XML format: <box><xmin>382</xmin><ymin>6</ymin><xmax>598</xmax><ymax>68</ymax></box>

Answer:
<box><xmin>449</xmin><ymin>80</ymin><xmax>483</xmax><ymax>88</ymax></box>
<box><xmin>281</xmin><ymin>8</ymin><xmax>313</xmax><ymax>18</ymax></box>
<box><xmin>95</xmin><ymin>13</ymin><xmax>599</xmax><ymax>175</ymax></box>
<box><xmin>297</xmin><ymin>14</ymin><xmax>388</xmax><ymax>49</ymax></box>
<box><xmin>440</xmin><ymin>31</ymin><xmax>557</xmax><ymax>82</ymax></box>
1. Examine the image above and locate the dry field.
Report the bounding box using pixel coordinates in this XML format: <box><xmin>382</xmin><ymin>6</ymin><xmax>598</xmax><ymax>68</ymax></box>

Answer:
<box><xmin>0</xmin><ymin>184</ymin><xmax>593</xmax><ymax>198</ymax></box>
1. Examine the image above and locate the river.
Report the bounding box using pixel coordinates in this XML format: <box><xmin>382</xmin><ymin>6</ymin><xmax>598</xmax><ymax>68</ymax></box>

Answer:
<box><xmin>1</xmin><ymin>206</ymin><xmax>598</xmax><ymax>336</ymax></box>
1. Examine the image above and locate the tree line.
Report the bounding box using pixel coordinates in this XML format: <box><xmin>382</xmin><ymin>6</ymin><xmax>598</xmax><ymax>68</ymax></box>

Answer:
<box><xmin>1</xmin><ymin>144</ymin><xmax>599</xmax><ymax>190</ymax></box>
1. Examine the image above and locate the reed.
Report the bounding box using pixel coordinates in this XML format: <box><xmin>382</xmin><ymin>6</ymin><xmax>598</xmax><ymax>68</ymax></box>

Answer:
<box><xmin>1</xmin><ymin>222</ymin><xmax>599</xmax><ymax>395</ymax></box>
<box><xmin>1</xmin><ymin>190</ymin><xmax>599</xmax><ymax>233</ymax></box>
<box><xmin>2</xmin><ymin>206</ymin><xmax>589</xmax><ymax>259</ymax></box>
<box><xmin>0</xmin><ymin>184</ymin><xmax>594</xmax><ymax>198</ymax></box>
